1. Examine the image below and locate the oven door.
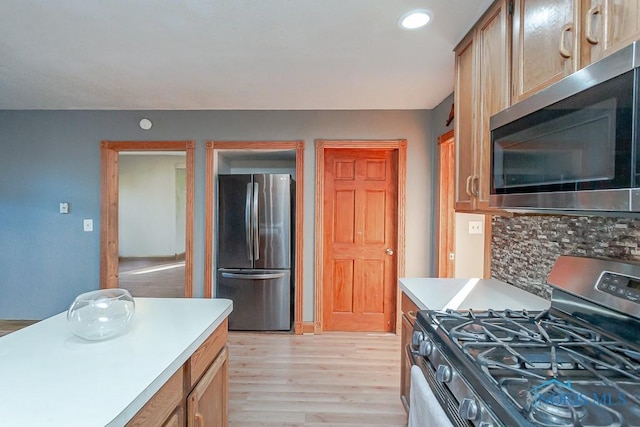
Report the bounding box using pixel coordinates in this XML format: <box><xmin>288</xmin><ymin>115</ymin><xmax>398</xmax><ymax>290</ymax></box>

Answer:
<box><xmin>406</xmin><ymin>345</ymin><xmax>458</xmax><ymax>427</ymax></box>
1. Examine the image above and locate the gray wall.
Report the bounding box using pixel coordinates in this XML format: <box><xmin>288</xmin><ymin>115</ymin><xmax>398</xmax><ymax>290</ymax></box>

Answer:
<box><xmin>0</xmin><ymin>109</ymin><xmax>434</xmax><ymax>320</ymax></box>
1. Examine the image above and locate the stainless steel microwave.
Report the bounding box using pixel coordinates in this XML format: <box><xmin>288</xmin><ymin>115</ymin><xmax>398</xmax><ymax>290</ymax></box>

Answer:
<box><xmin>490</xmin><ymin>40</ymin><xmax>640</xmax><ymax>212</ymax></box>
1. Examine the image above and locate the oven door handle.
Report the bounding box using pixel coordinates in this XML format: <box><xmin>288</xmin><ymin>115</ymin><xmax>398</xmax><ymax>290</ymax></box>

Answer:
<box><xmin>406</xmin><ymin>343</ymin><xmax>419</xmax><ymax>366</ymax></box>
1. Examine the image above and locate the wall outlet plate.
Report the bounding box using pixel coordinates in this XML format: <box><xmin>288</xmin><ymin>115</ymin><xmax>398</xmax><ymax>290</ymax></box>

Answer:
<box><xmin>83</xmin><ymin>219</ymin><xmax>93</xmax><ymax>232</ymax></box>
<box><xmin>469</xmin><ymin>221</ymin><xmax>483</xmax><ymax>234</ymax></box>
<box><xmin>59</xmin><ymin>202</ymin><xmax>69</xmax><ymax>214</ymax></box>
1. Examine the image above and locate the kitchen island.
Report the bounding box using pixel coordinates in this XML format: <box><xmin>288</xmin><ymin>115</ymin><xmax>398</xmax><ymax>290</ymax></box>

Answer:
<box><xmin>0</xmin><ymin>297</ymin><xmax>232</xmax><ymax>427</ymax></box>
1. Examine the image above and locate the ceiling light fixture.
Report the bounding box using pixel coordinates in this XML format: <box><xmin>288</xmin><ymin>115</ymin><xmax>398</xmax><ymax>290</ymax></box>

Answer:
<box><xmin>399</xmin><ymin>9</ymin><xmax>432</xmax><ymax>30</ymax></box>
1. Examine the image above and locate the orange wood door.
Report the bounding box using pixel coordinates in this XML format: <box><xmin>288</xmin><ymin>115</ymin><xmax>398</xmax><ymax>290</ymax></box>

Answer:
<box><xmin>322</xmin><ymin>148</ymin><xmax>397</xmax><ymax>332</ymax></box>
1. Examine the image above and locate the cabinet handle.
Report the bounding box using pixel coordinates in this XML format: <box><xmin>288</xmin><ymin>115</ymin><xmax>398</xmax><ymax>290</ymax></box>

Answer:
<box><xmin>465</xmin><ymin>175</ymin><xmax>474</xmax><ymax>197</ymax></box>
<box><xmin>195</xmin><ymin>413</ymin><xmax>204</xmax><ymax>426</ymax></box>
<box><xmin>471</xmin><ymin>176</ymin><xmax>479</xmax><ymax>197</ymax></box>
<box><xmin>407</xmin><ymin>310</ymin><xmax>417</xmax><ymax>322</ymax></box>
<box><xmin>585</xmin><ymin>5</ymin><xmax>601</xmax><ymax>45</ymax></box>
<box><xmin>559</xmin><ymin>23</ymin><xmax>574</xmax><ymax>58</ymax></box>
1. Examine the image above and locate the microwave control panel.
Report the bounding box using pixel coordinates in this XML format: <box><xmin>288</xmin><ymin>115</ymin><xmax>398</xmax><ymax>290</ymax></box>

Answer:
<box><xmin>596</xmin><ymin>271</ymin><xmax>640</xmax><ymax>303</ymax></box>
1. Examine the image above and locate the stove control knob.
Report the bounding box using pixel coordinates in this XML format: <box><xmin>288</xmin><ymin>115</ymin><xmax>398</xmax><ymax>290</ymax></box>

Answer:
<box><xmin>459</xmin><ymin>397</ymin><xmax>479</xmax><ymax>421</ymax></box>
<box><xmin>411</xmin><ymin>331</ymin><xmax>424</xmax><ymax>347</ymax></box>
<box><xmin>418</xmin><ymin>340</ymin><xmax>434</xmax><ymax>357</ymax></box>
<box><xmin>436</xmin><ymin>364</ymin><xmax>452</xmax><ymax>383</ymax></box>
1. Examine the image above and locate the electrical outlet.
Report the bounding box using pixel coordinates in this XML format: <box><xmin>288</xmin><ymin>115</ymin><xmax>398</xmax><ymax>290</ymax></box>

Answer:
<box><xmin>469</xmin><ymin>221</ymin><xmax>483</xmax><ymax>235</ymax></box>
<box><xmin>83</xmin><ymin>219</ymin><xmax>93</xmax><ymax>232</ymax></box>
<box><xmin>59</xmin><ymin>202</ymin><xmax>69</xmax><ymax>214</ymax></box>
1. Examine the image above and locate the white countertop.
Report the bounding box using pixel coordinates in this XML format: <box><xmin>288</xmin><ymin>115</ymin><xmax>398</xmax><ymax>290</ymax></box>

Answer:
<box><xmin>399</xmin><ymin>277</ymin><xmax>550</xmax><ymax>312</ymax></box>
<box><xmin>0</xmin><ymin>297</ymin><xmax>232</xmax><ymax>427</ymax></box>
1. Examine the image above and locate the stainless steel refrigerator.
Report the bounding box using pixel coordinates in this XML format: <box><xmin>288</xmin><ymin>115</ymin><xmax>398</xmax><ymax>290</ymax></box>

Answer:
<box><xmin>216</xmin><ymin>174</ymin><xmax>294</xmax><ymax>331</ymax></box>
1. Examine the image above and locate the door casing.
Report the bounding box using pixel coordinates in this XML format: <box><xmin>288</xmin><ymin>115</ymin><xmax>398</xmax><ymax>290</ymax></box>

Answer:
<box><xmin>204</xmin><ymin>141</ymin><xmax>305</xmax><ymax>334</ymax></box>
<box><xmin>100</xmin><ymin>140</ymin><xmax>195</xmax><ymax>296</ymax></box>
<box><xmin>314</xmin><ymin>139</ymin><xmax>407</xmax><ymax>334</ymax></box>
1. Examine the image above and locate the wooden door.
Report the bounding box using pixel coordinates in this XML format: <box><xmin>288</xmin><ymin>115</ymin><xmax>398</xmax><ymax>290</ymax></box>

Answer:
<box><xmin>322</xmin><ymin>148</ymin><xmax>397</xmax><ymax>332</ymax></box>
<box><xmin>512</xmin><ymin>0</ymin><xmax>578</xmax><ymax>103</ymax></box>
<box><xmin>582</xmin><ymin>0</ymin><xmax>640</xmax><ymax>66</ymax></box>
<box><xmin>437</xmin><ymin>131</ymin><xmax>455</xmax><ymax>278</ymax></box>
<box><xmin>454</xmin><ymin>32</ymin><xmax>477</xmax><ymax>212</ymax></box>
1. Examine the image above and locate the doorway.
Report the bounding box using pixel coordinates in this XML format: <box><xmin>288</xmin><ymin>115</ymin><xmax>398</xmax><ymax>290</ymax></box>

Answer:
<box><xmin>437</xmin><ymin>130</ymin><xmax>455</xmax><ymax>277</ymax></box>
<box><xmin>314</xmin><ymin>140</ymin><xmax>407</xmax><ymax>334</ymax></box>
<box><xmin>100</xmin><ymin>141</ymin><xmax>195</xmax><ymax>297</ymax></box>
<box><xmin>204</xmin><ymin>141</ymin><xmax>305</xmax><ymax>333</ymax></box>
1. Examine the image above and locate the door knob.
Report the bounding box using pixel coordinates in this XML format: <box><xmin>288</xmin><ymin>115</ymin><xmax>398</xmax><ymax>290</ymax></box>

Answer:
<box><xmin>386</xmin><ymin>248</ymin><xmax>394</xmax><ymax>255</ymax></box>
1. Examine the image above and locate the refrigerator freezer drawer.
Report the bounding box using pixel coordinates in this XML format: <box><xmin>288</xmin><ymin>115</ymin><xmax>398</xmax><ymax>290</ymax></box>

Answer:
<box><xmin>217</xmin><ymin>269</ymin><xmax>291</xmax><ymax>331</ymax></box>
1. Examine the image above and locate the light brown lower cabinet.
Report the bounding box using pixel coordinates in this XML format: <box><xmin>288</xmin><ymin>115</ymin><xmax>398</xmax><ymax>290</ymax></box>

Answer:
<box><xmin>127</xmin><ymin>319</ymin><xmax>229</xmax><ymax>427</ymax></box>
<box><xmin>187</xmin><ymin>346</ymin><xmax>228</xmax><ymax>427</ymax></box>
<box><xmin>400</xmin><ymin>293</ymin><xmax>419</xmax><ymax>411</ymax></box>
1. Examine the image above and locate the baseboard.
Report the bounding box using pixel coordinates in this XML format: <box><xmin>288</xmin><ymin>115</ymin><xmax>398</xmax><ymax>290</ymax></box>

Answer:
<box><xmin>302</xmin><ymin>322</ymin><xmax>315</xmax><ymax>334</ymax></box>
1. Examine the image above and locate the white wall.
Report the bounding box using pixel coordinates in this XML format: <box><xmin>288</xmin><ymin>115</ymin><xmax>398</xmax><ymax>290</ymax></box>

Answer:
<box><xmin>118</xmin><ymin>154</ymin><xmax>186</xmax><ymax>257</ymax></box>
<box><xmin>454</xmin><ymin>212</ymin><xmax>485</xmax><ymax>278</ymax></box>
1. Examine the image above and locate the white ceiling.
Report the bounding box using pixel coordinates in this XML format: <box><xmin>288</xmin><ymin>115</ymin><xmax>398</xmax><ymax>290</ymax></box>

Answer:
<box><xmin>0</xmin><ymin>0</ymin><xmax>492</xmax><ymax>110</ymax></box>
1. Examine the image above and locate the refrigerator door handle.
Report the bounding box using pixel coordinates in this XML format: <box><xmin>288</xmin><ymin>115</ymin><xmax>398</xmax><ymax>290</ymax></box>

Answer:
<box><xmin>221</xmin><ymin>272</ymin><xmax>287</xmax><ymax>280</ymax></box>
<box><xmin>253</xmin><ymin>182</ymin><xmax>260</xmax><ymax>261</ymax></box>
<box><xmin>245</xmin><ymin>182</ymin><xmax>253</xmax><ymax>261</ymax></box>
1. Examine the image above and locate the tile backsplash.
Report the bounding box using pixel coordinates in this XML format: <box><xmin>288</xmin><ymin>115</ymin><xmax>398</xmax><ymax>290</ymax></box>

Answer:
<box><xmin>491</xmin><ymin>215</ymin><xmax>640</xmax><ymax>299</ymax></box>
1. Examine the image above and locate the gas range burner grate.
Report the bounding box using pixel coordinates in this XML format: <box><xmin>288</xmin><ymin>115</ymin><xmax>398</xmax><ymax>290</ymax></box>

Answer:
<box><xmin>425</xmin><ymin>307</ymin><xmax>640</xmax><ymax>426</ymax></box>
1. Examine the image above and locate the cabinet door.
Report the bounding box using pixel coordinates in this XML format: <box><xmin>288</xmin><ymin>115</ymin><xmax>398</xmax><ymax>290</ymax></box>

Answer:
<box><xmin>512</xmin><ymin>0</ymin><xmax>579</xmax><ymax>102</ymax></box>
<box><xmin>475</xmin><ymin>0</ymin><xmax>511</xmax><ymax>211</ymax></box>
<box><xmin>400</xmin><ymin>313</ymin><xmax>414</xmax><ymax>411</ymax></box>
<box><xmin>454</xmin><ymin>32</ymin><xmax>477</xmax><ymax>212</ymax></box>
<box><xmin>582</xmin><ymin>0</ymin><xmax>640</xmax><ymax>66</ymax></box>
<box><xmin>187</xmin><ymin>346</ymin><xmax>228</xmax><ymax>427</ymax></box>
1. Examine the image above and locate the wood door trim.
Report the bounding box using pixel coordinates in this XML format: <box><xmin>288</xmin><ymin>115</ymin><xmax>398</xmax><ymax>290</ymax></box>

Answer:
<box><xmin>314</xmin><ymin>139</ymin><xmax>407</xmax><ymax>334</ymax></box>
<box><xmin>100</xmin><ymin>140</ymin><xmax>195</xmax><ymax>297</ymax></box>
<box><xmin>436</xmin><ymin>130</ymin><xmax>455</xmax><ymax>278</ymax></box>
<box><xmin>205</xmin><ymin>140</ymin><xmax>305</xmax><ymax>335</ymax></box>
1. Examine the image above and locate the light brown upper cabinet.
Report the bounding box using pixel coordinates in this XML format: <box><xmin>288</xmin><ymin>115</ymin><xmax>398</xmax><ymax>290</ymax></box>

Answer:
<box><xmin>580</xmin><ymin>0</ymin><xmax>640</xmax><ymax>67</ymax></box>
<box><xmin>512</xmin><ymin>0</ymin><xmax>579</xmax><ymax>103</ymax></box>
<box><xmin>454</xmin><ymin>0</ymin><xmax>511</xmax><ymax>213</ymax></box>
<box><xmin>512</xmin><ymin>0</ymin><xmax>640</xmax><ymax>102</ymax></box>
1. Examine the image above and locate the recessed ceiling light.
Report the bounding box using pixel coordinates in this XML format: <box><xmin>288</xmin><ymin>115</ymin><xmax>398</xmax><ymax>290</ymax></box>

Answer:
<box><xmin>399</xmin><ymin>9</ymin><xmax>432</xmax><ymax>30</ymax></box>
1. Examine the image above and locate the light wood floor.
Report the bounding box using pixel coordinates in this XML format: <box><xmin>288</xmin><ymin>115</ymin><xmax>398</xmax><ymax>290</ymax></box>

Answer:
<box><xmin>118</xmin><ymin>258</ymin><xmax>185</xmax><ymax>298</ymax></box>
<box><xmin>228</xmin><ymin>332</ymin><xmax>407</xmax><ymax>427</ymax></box>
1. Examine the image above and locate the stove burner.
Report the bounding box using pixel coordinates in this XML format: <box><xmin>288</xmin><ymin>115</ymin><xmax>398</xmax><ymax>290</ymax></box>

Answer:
<box><xmin>457</xmin><ymin>322</ymin><xmax>487</xmax><ymax>340</ymax></box>
<box><xmin>526</xmin><ymin>381</ymin><xmax>588</xmax><ymax>426</ymax></box>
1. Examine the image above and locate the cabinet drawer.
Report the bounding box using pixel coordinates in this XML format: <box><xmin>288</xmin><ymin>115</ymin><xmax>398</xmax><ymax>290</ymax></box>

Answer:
<box><xmin>127</xmin><ymin>367</ymin><xmax>184</xmax><ymax>427</ymax></box>
<box><xmin>401</xmin><ymin>293</ymin><xmax>419</xmax><ymax>325</ymax></box>
<box><xmin>189</xmin><ymin>319</ymin><xmax>228</xmax><ymax>389</ymax></box>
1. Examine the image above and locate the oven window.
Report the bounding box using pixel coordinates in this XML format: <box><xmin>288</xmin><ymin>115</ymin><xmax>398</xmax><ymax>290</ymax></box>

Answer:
<box><xmin>491</xmin><ymin>70</ymin><xmax>634</xmax><ymax>194</ymax></box>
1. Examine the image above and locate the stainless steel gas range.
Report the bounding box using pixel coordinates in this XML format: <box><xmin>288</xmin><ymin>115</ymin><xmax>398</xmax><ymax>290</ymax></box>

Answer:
<box><xmin>408</xmin><ymin>256</ymin><xmax>640</xmax><ymax>427</ymax></box>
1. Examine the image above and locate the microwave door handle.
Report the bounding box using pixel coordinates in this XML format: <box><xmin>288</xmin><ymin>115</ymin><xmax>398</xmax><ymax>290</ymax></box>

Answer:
<box><xmin>245</xmin><ymin>183</ymin><xmax>253</xmax><ymax>261</ymax></box>
<box><xmin>253</xmin><ymin>182</ymin><xmax>260</xmax><ymax>261</ymax></box>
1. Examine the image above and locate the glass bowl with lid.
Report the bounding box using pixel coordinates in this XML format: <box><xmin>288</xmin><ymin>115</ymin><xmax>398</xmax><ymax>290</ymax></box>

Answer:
<box><xmin>67</xmin><ymin>289</ymin><xmax>135</xmax><ymax>341</ymax></box>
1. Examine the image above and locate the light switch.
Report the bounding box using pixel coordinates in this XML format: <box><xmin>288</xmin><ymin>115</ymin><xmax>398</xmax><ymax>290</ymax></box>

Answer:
<box><xmin>83</xmin><ymin>219</ymin><xmax>93</xmax><ymax>232</ymax></box>
<box><xmin>59</xmin><ymin>202</ymin><xmax>69</xmax><ymax>214</ymax></box>
<box><xmin>469</xmin><ymin>221</ymin><xmax>483</xmax><ymax>234</ymax></box>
